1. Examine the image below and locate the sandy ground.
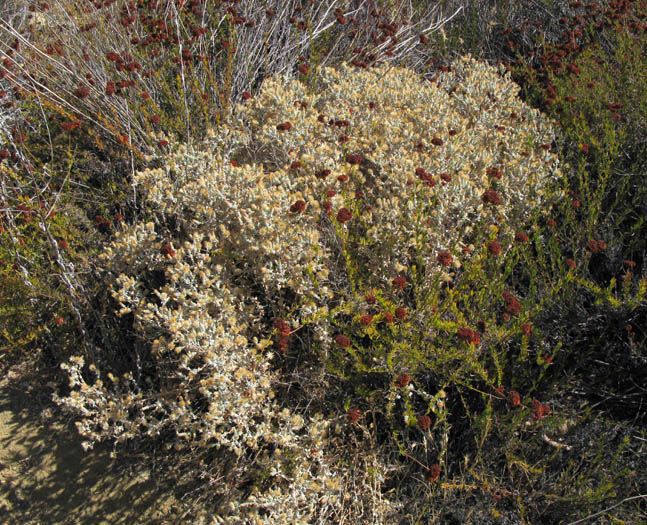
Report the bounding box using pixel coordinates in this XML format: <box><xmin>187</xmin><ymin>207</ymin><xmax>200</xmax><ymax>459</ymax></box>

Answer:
<box><xmin>0</xmin><ymin>361</ymin><xmax>184</xmax><ymax>524</ymax></box>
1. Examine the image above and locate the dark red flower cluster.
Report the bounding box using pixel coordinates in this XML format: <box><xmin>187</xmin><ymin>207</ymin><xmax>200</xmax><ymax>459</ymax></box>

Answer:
<box><xmin>289</xmin><ymin>161</ymin><xmax>302</xmax><ymax>170</ymax></box>
<box><xmin>457</xmin><ymin>326</ymin><xmax>480</xmax><ymax>345</ymax></box>
<box><xmin>515</xmin><ymin>232</ymin><xmax>529</xmax><ymax>243</ymax></box>
<box><xmin>298</xmin><ymin>64</ymin><xmax>310</xmax><ymax>75</ymax></box>
<box><xmin>482</xmin><ymin>189</ymin><xmax>501</xmax><ymax>205</ymax></box>
<box><xmin>365</xmin><ymin>294</ymin><xmax>376</xmax><ymax>304</ymax></box>
<box><xmin>530</xmin><ymin>399</ymin><xmax>551</xmax><ymax>421</ymax></box>
<box><xmin>276</xmin><ymin>121</ymin><xmax>292</xmax><ymax>131</ymax></box>
<box><xmin>437</xmin><ymin>250</ymin><xmax>452</xmax><ymax>266</ymax></box>
<box><xmin>521</xmin><ymin>323</ymin><xmax>531</xmax><ymax>337</ymax></box>
<box><xmin>392</xmin><ymin>275</ymin><xmax>407</xmax><ymax>291</ymax></box>
<box><xmin>337</xmin><ymin>207</ymin><xmax>352</xmax><ymax>223</ymax></box>
<box><xmin>486</xmin><ymin>167</ymin><xmax>503</xmax><ymax>179</ymax></box>
<box><xmin>73</xmin><ymin>86</ymin><xmax>90</xmax><ymax>98</ymax></box>
<box><xmin>273</xmin><ymin>318</ymin><xmax>291</xmax><ymax>351</ymax></box>
<box><xmin>417</xmin><ymin>414</ymin><xmax>431</xmax><ymax>430</ymax></box>
<box><xmin>565</xmin><ymin>258</ymin><xmax>576</xmax><ymax>269</ymax></box>
<box><xmin>625</xmin><ymin>323</ymin><xmax>637</xmax><ymax>340</ymax></box>
<box><xmin>395</xmin><ymin>307</ymin><xmax>407</xmax><ymax>320</ymax></box>
<box><xmin>502</xmin><ymin>291</ymin><xmax>522</xmax><ymax>317</ymax></box>
<box><xmin>60</xmin><ymin>121</ymin><xmax>80</xmax><ymax>131</ymax></box>
<box><xmin>360</xmin><ymin>314</ymin><xmax>374</xmax><ymax>326</ymax></box>
<box><xmin>94</xmin><ymin>215</ymin><xmax>111</xmax><ymax>232</ymax></box>
<box><xmin>394</xmin><ymin>372</ymin><xmax>411</xmax><ymax>388</ymax></box>
<box><xmin>105</xmin><ymin>51</ymin><xmax>123</xmax><ymax>63</ymax></box>
<box><xmin>290</xmin><ymin>200</ymin><xmax>306</xmax><ymax>213</ymax></box>
<box><xmin>440</xmin><ymin>173</ymin><xmax>451</xmax><ymax>183</ymax></box>
<box><xmin>507</xmin><ymin>390</ymin><xmax>521</xmax><ymax>407</ymax></box>
<box><xmin>383</xmin><ymin>312</ymin><xmax>394</xmax><ymax>323</ymax></box>
<box><xmin>346</xmin><ymin>153</ymin><xmax>363</xmax><ymax>165</ymax></box>
<box><xmin>586</xmin><ymin>239</ymin><xmax>607</xmax><ymax>253</ymax></box>
<box><xmin>487</xmin><ymin>240</ymin><xmax>502</xmax><ymax>256</ymax></box>
<box><xmin>347</xmin><ymin>408</ymin><xmax>361</xmax><ymax>423</ymax></box>
<box><xmin>241</xmin><ymin>91</ymin><xmax>251</xmax><ymax>100</ymax></box>
<box><xmin>427</xmin><ymin>464</ymin><xmax>441</xmax><ymax>482</ymax></box>
<box><xmin>160</xmin><ymin>242</ymin><xmax>175</xmax><ymax>258</ymax></box>
<box><xmin>330</xmin><ymin>119</ymin><xmax>350</xmax><ymax>128</ymax></box>
<box><xmin>316</xmin><ymin>169</ymin><xmax>331</xmax><ymax>179</ymax></box>
<box><xmin>334</xmin><ymin>334</ymin><xmax>351</xmax><ymax>347</ymax></box>
<box><xmin>415</xmin><ymin>167</ymin><xmax>436</xmax><ymax>187</ymax></box>
<box><xmin>431</xmin><ymin>137</ymin><xmax>444</xmax><ymax>146</ymax></box>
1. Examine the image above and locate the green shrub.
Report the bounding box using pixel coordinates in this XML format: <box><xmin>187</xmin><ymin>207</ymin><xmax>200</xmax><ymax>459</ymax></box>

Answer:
<box><xmin>508</xmin><ymin>0</ymin><xmax>647</xmax><ymax>269</ymax></box>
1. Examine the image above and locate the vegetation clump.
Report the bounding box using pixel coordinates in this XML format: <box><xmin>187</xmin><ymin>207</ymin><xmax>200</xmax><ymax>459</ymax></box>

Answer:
<box><xmin>55</xmin><ymin>55</ymin><xmax>565</xmax><ymax>519</ymax></box>
<box><xmin>1</xmin><ymin>0</ymin><xmax>646</xmax><ymax>522</ymax></box>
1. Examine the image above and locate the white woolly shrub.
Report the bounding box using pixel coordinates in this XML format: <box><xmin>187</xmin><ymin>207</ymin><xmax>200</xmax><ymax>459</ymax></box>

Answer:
<box><xmin>57</xmin><ymin>55</ymin><xmax>561</xmax><ymax>521</ymax></box>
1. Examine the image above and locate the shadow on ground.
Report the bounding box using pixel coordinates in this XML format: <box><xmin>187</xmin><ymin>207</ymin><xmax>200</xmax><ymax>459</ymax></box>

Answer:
<box><xmin>0</xmin><ymin>363</ymin><xmax>184</xmax><ymax>524</ymax></box>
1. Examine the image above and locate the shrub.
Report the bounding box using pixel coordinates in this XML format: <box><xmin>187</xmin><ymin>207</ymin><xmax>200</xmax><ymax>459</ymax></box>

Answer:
<box><xmin>55</xmin><ymin>54</ymin><xmax>565</xmax><ymax>519</ymax></box>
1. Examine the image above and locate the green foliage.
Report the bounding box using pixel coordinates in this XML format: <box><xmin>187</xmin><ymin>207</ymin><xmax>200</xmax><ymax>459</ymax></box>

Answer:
<box><xmin>509</xmin><ymin>0</ymin><xmax>647</xmax><ymax>266</ymax></box>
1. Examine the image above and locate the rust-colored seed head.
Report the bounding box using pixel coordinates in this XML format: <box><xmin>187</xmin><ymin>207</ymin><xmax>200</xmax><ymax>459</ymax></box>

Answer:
<box><xmin>347</xmin><ymin>408</ymin><xmax>361</xmax><ymax>423</ymax></box>
<box><xmin>395</xmin><ymin>372</ymin><xmax>411</xmax><ymax>388</ymax></box>
<box><xmin>417</xmin><ymin>414</ymin><xmax>431</xmax><ymax>430</ymax></box>
<box><xmin>334</xmin><ymin>334</ymin><xmax>351</xmax><ymax>347</ymax></box>
<box><xmin>507</xmin><ymin>390</ymin><xmax>521</xmax><ymax>407</ymax></box>
<box><xmin>337</xmin><ymin>207</ymin><xmax>352</xmax><ymax>223</ymax></box>
<box><xmin>290</xmin><ymin>200</ymin><xmax>306</xmax><ymax>213</ymax></box>
<box><xmin>437</xmin><ymin>250</ymin><xmax>452</xmax><ymax>266</ymax></box>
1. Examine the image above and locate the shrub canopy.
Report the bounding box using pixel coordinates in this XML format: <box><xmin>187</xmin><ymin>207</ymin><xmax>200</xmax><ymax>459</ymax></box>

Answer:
<box><xmin>58</xmin><ymin>55</ymin><xmax>562</xmax><ymax>520</ymax></box>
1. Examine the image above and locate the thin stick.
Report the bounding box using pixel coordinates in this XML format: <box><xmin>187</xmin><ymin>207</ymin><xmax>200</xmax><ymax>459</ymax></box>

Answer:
<box><xmin>566</xmin><ymin>494</ymin><xmax>647</xmax><ymax>524</ymax></box>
